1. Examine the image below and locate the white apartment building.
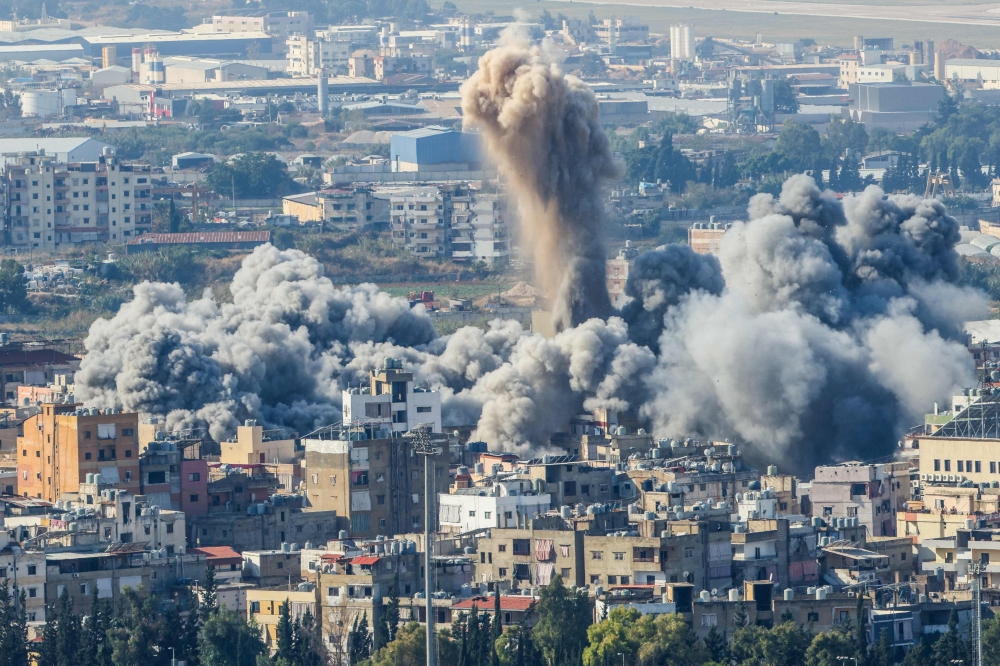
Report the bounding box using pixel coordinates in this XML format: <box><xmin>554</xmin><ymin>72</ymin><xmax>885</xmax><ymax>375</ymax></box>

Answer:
<box><xmin>341</xmin><ymin>358</ymin><xmax>441</xmax><ymax>434</ymax></box>
<box><xmin>388</xmin><ymin>186</ymin><xmax>449</xmax><ymax>257</ymax></box>
<box><xmin>450</xmin><ymin>191</ymin><xmax>510</xmax><ymax>267</ymax></box>
<box><xmin>439</xmin><ymin>485</ymin><xmax>552</xmax><ymax>533</ymax></box>
<box><xmin>286</xmin><ymin>33</ymin><xmax>351</xmax><ymax>76</ymax></box>
<box><xmin>857</xmin><ymin>63</ymin><xmax>906</xmax><ymax>83</ymax></box>
<box><xmin>4</xmin><ymin>151</ymin><xmax>152</xmax><ymax>250</ymax></box>
<box><xmin>209</xmin><ymin>12</ymin><xmax>314</xmax><ymax>40</ymax></box>
<box><xmin>0</xmin><ymin>530</ymin><xmax>46</xmax><ymax>622</ymax></box>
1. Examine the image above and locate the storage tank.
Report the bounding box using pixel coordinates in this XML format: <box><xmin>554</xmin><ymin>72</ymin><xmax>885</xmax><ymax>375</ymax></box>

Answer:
<box><xmin>132</xmin><ymin>48</ymin><xmax>143</xmax><ymax>76</ymax></box>
<box><xmin>21</xmin><ymin>90</ymin><xmax>61</xmax><ymax>118</ymax></box>
<box><xmin>728</xmin><ymin>588</ymin><xmax>739</xmax><ymax>602</ymax></box>
<box><xmin>760</xmin><ymin>79</ymin><xmax>775</xmax><ymax>114</ymax></box>
<box><xmin>102</xmin><ymin>45</ymin><xmax>118</xmax><ymax>69</ymax></box>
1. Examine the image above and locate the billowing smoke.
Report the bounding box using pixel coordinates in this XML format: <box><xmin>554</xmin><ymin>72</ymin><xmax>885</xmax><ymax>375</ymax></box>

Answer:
<box><xmin>76</xmin><ymin>176</ymin><xmax>983</xmax><ymax>468</ymax></box>
<box><xmin>460</xmin><ymin>38</ymin><xmax>619</xmax><ymax>332</ymax></box>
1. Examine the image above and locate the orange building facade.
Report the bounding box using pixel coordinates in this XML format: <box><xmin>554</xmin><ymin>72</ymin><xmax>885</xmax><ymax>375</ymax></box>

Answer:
<box><xmin>17</xmin><ymin>404</ymin><xmax>141</xmax><ymax>501</ymax></box>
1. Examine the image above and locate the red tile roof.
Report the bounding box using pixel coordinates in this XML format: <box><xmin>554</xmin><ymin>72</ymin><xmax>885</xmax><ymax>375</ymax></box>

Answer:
<box><xmin>452</xmin><ymin>595</ymin><xmax>535</xmax><ymax>611</ymax></box>
<box><xmin>352</xmin><ymin>556</ymin><xmax>381</xmax><ymax>566</ymax></box>
<box><xmin>192</xmin><ymin>546</ymin><xmax>243</xmax><ymax>560</ymax></box>
<box><xmin>127</xmin><ymin>231</ymin><xmax>271</xmax><ymax>245</ymax></box>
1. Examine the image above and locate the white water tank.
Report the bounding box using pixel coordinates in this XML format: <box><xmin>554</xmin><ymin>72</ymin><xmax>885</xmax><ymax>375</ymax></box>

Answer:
<box><xmin>21</xmin><ymin>90</ymin><xmax>60</xmax><ymax>118</ymax></box>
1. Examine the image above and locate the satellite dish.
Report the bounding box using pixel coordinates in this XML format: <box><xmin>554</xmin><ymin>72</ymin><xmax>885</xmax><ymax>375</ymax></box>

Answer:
<box><xmin>711</xmin><ymin>588</ymin><xmax>718</xmax><ymax>596</ymax></box>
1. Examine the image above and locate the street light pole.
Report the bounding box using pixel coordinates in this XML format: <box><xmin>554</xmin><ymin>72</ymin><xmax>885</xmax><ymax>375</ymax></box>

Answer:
<box><xmin>408</xmin><ymin>425</ymin><xmax>437</xmax><ymax>666</ymax></box>
<box><xmin>617</xmin><ymin>653</ymin><xmax>625</xmax><ymax>666</ymax></box>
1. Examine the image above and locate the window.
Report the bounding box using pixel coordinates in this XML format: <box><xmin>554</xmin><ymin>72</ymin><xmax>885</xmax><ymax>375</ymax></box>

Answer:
<box><xmin>469</xmin><ymin>511</ymin><xmax>476</xmax><ymax>517</ymax></box>
<box><xmin>122</xmin><ymin>428</ymin><xmax>133</xmax><ymax>436</ymax></box>
<box><xmin>620</xmin><ymin>576</ymin><xmax>629</xmax><ymax>584</ymax></box>
<box><xmin>27</xmin><ymin>588</ymin><xmax>36</xmax><ymax>598</ymax></box>
<box><xmin>498</xmin><ymin>568</ymin><xmax>507</xmax><ymax>578</ymax></box>
<box><xmin>147</xmin><ymin>471</ymin><xmax>166</xmax><ymax>484</ymax></box>
<box><xmin>250</xmin><ymin>601</ymin><xmax>261</xmax><ymax>613</ymax></box>
<box><xmin>591</xmin><ymin>551</ymin><xmax>603</xmax><ymax>560</ymax></box>
<box><xmin>85</xmin><ymin>452</ymin><xmax>91</xmax><ymax>460</ymax></box>
<box><xmin>958</xmin><ymin>461</ymin><xmax>965</xmax><ymax>473</ymax></box>
<box><xmin>26</xmin><ymin>565</ymin><xmax>35</xmax><ymax>575</ymax></box>
<box><xmin>311</xmin><ymin>474</ymin><xmax>319</xmax><ymax>484</ymax></box>
<box><xmin>993</xmin><ymin>462</ymin><xmax>997</xmax><ymax>474</ymax></box>
<box><xmin>701</xmin><ymin>613</ymin><xmax>718</xmax><ymax>627</ymax></box>
<box><xmin>976</xmin><ymin>461</ymin><xmax>982</xmax><ymax>473</ymax></box>
<box><xmin>561</xmin><ymin>568</ymin><xmax>570</xmax><ymax>578</ymax></box>
<box><xmin>416</xmin><ymin>406</ymin><xmax>432</xmax><ymax>413</ymax></box>
<box><xmin>484</xmin><ymin>512</ymin><xmax>491</xmax><ymax>519</ymax></box>
<box><xmin>590</xmin><ymin>575</ymin><xmax>600</xmax><ymax>584</ymax></box>
<box><xmin>498</xmin><ymin>544</ymin><xmax>507</xmax><ymax>552</ymax></box>
<box><xmin>935</xmin><ymin>459</ymin><xmax>941</xmax><ymax>471</ymax></box>
<box><xmin>684</xmin><ymin>548</ymin><xmax>694</xmax><ymax>558</ymax></box>
<box><xmin>850</xmin><ymin>483</ymin><xmax>867</xmax><ymax>496</ymax></box>
<box><xmin>608</xmin><ymin>576</ymin><xmax>617</xmax><ymax>585</ymax></box>
<box><xmin>614</xmin><ymin>552</ymin><xmax>624</xmax><ymax>560</ymax></box>
<box><xmin>166</xmin><ymin>523</ymin><xmax>174</xmax><ymax>533</ymax></box>
<box><xmin>808</xmin><ymin>612</ymin><xmax>820</xmax><ymax>623</ymax></box>
<box><xmin>945</xmin><ymin>460</ymin><xmax>951</xmax><ymax>472</ymax></box>
<box><xmin>188</xmin><ymin>472</ymin><xmax>201</xmax><ymax>482</ymax></box>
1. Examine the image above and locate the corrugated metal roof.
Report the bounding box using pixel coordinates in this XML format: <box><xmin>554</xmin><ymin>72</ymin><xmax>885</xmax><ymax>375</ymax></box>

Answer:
<box><xmin>127</xmin><ymin>231</ymin><xmax>271</xmax><ymax>245</ymax></box>
<box><xmin>352</xmin><ymin>556</ymin><xmax>380</xmax><ymax>565</ymax></box>
<box><xmin>193</xmin><ymin>546</ymin><xmax>243</xmax><ymax>560</ymax></box>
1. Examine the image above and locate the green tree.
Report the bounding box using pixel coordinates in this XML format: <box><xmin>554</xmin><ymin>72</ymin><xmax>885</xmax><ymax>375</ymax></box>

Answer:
<box><xmin>634</xmin><ymin>614</ymin><xmax>707</xmax><ymax>666</ymax></box>
<box><xmin>54</xmin><ymin>589</ymin><xmax>82</xmax><ymax>666</ymax></box>
<box><xmin>81</xmin><ymin>588</ymin><xmax>113</xmax><ymax>666</ymax></box>
<box><xmin>931</xmin><ymin>610</ymin><xmax>970</xmax><ymax>666</ymax></box>
<box><xmin>804</xmin><ymin>628</ymin><xmax>854</xmax><ymax>666</ymax></box>
<box><xmin>773</xmin><ymin>78</ymin><xmax>800</xmax><ymax>113</ymax></box>
<box><xmin>824</xmin><ymin>117</ymin><xmax>869</xmax><ymax>160</ymax></box>
<box><xmin>937</xmin><ymin>91</ymin><xmax>959</xmax><ymax>125</ymax></box>
<box><xmin>275</xmin><ymin>599</ymin><xmax>295</xmax><ymax>663</ymax></box>
<box><xmin>294</xmin><ymin>608</ymin><xmax>325</xmax><ymax>666</ymax></box>
<box><xmin>984</xmin><ymin>616</ymin><xmax>1000</xmax><ymax>666</ymax></box>
<box><xmin>532</xmin><ymin>577</ymin><xmax>591</xmax><ymax>666</ymax></box>
<box><xmin>109</xmin><ymin>589</ymin><xmax>160</xmax><ymax>666</ymax></box>
<box><xmin>776</xmin><ymin>119</ymin><xmax>823</xmax><ymax>172</ymax></box>
<box><xmin>205</xmin><ymin>152</ymin><xmax>297</xmax><ymax>200</ymax></box>
<box><xmin>490</xmin><ymin>588</ymin><xmax>503</xmax><ymax>666</ymax></box>
<box><xmin>168</xmin><ymin>198</ymin><xmax>183</xmax><ymax>233</ymax></box>
<box><xmin>653</xmin><ymin>134</ymin><xmax>696</xmax><ymax>193</ymax></box>
<box><xmin>835</xmin><ymin>154</ymin><xmax>863</xmax><ymax>192</ymax></box>
<box><xmin>200</xmin><ymin>610</ymin><xmax>266</xmax><ymax>666</ymax></box>
<box><xmin>580</xmin><ymin>53</ymin><xmax>607</xmax><ymax>79</ymax></box>
<box><xmin>0</xmin><ymin>260</ymin><xmax>28</xmax><ymax>314</ymax></box>
<box><xmin>37</xmin><ymin>610</ymin><xmax>58</xmax><ymax>666</ymax></box>
<box><xmin>0</xmin><ymin>586</ymin><xmax>29</xmax><ymax>666</ymax></box>
<box><xmin>703</xmin><ymin>625</ymin><xmax>726</xmax><ymax>663</ymax></box>
<box><xmin>363</xmin><ymin>622</ymin><xmax>460</xmax><ymax>666</ymax></box>
<box><xmin>350</xmin><ymin>612</ymin><xmax>373</xmax><ymax>665</ymax></box>
<box><xmin>201</xmin><ymin>565</ymin><xmax>218</xmax><ymax>622</ymax></box>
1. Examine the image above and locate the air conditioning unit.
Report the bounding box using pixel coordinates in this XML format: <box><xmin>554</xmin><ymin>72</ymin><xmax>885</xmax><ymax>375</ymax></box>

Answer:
<box><xmin>920</xmin><ymin>474</ymin><xmax>927</xmax><ymax>481</ymax></box>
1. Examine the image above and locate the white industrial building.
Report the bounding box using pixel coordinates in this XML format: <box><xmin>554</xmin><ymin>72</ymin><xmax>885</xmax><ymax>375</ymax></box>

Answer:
<box><xmin>439</xmin><ymin>484</ymin><xmax>553</xmax><ymax>533</ymax></box>
<box><xmin>0</xmin><ymin>137</ymin><xmax>113</xmax><ymax>163</ymax></box>
<box><xmin>341</xmin><ymin>358</ymin><xmax>441</xmax><ymax>434</ymax></box>
<box><xmin>945</xmin><ymin>58</ymin><xmax>1000</xmax><ymax>88</ymax></box>
<box><xmin>857</xmin><ymin>63</ymin><xmax>906</xmax><ymax>83</ymax></box>
<box><xmin>19</xmin><ymin>89</ymin><xmax>77</xmax><ymax>118</ymax></box>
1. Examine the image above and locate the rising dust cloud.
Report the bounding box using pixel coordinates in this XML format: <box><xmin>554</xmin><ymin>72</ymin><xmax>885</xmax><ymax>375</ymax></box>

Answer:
<box><xmin>73</xmin><ymin>45</ymin><xmax>985</xmax><ymax>472</ymax></box>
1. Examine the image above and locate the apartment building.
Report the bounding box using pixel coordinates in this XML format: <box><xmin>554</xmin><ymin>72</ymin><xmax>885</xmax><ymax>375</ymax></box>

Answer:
<box><xmin>341</xmin><ymin>357</ymin><xmax>442</xmax><ymax>434</ymax></box>
<box><xmin>188</xmin><ymin>497</ymin><xmax>341</xmax><ymax>551</ymax></box>
<box><xmin>811</xmin><ymin>461</ymin><xmax>909</xmax><ymax>538</ymax></box>
<box><xmin>0</xmin><ymin>530</ymin><xmax>46</xmax><ymax>622</ymax></box>
<box><xmin>45</xmin><ymin>545</ymin><xmax>153</xmax><ymax>615</ymax></box>
<box><xmin>449</xmin><ymin>191</ymin><xmax>510</xmax><ymax>267</ymax></box>
<box><xmin>389</xmin><ymin>186</ymin><xmax>450</xmax><ymax>257</ymax></box>
<box><xmin>190</xmin><ymin>545</ymin><xmax>244</xmax><ymax>584</ymax></box>
<box><xmin>206</xmin><ymin>464</ymin><xmax>280</xmax><ymax>512</ymax></box>
<box><xmin>286</xmin><ymin>33</ymin><xmax>351</xmax><ymax>75</ymax></box>
<box><xmin>4</xmin><ymin>152</ymin><xmax>151</xmax><ymax>250</ymax></box>
<box><xmin>210</xmin><ymin>12</ymin><xmax>314</xmax><ymax>40</ymax></box>
<box><xmin>475</xmin><ymin>525</ymin><xmax>586</xmax><ymax>589</ymax></box>
<box><xmin>248</xmin><ymin>590</ymin><xmax>318</xmax><ymax>653</ymax></box>
<box><xmin>583</xmin><ymin>530</ymin><xmax>709</xmax><ymax>588</ymax></box>
<box><xmin>221</xmin><ymin>421</ymin><xmax>297</xmax><ymax>466</ymax></box>
<box><xmin>606</xmin><ymin>243</ymin><xmax>637</xmax><ymax>309</ymax></box>
<box><xmin>243</xmin><ymin>546</ymin><xmax>302</xmax><ymax>586</ymax></box>
<box><xmin>0</xmin><ymin>345</ymin><xmax>80</xmax><ymax>403</ymax></box>
<box><xmin>17</xmin><ymin>404</ymin><xmax>140</xmax><ymax>502</ymax></box>
<box><xmin>301</xmin><ymin>423</ymin><xmax>450</xmax><ymax>538</ymax></box>
<box><xmin>439</xmin><ymin>484</ymin><xmax>552</xmax><ymax>534</ymax></box>
<box><xmin>139</xmin><ymin>439</ymin><xmax>182</xmax><ymax>510</ymax></box>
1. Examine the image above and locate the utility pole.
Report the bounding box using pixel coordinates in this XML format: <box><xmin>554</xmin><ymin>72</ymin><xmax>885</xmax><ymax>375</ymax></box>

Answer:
<box><xmin>407</xmin><ymin>425</ymin><xmax>437</xmax><ymax>666</ymax></box>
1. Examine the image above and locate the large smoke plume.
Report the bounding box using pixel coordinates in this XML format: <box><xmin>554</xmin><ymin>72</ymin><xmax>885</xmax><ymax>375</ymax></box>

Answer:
<box><xmin>73</xmin><ymin>51</ymin><xmax>986</xmax><ymax>472</ymax></box>
<box><xmin>460</xmin><ymin>38</ymin><xmax>619</xmax><ymax>331</ymax></box>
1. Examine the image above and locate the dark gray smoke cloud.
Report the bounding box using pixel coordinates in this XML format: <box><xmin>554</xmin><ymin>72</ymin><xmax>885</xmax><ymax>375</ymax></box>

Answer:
<box><xmin>460</xmin><ymin>39</ymin><xmax>618</xmax><ymax>332</ymax></box>
<box><xmin>75</xmin><ymin>174</ymin><xmax>983</xmax><ymax>469</ymax></box>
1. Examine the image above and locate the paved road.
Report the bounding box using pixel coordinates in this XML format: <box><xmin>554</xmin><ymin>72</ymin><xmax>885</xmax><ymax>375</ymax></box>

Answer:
<box><xmin>550</xmin><ymin>0</ymin><xmax>1000</xmax><ymax>28</ymax></box>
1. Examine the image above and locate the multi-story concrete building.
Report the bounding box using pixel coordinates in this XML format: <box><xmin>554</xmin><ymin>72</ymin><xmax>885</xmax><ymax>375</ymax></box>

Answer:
<box><xmin>17</xmin><ymin>404</ymin><xmax>141</xmax><ymax>502</ymax></box>
<box><xmin>606</xmin><ymin>243</ymin><xmax>637</xmax><ymax>309</ymax></box>
<box><xmin>4</xmin><ymin>151</ymin><xmax>152</xmax><ymax>250</ymax></box>
<box><xmin>139</xmin><ymin>439</ymin><xmax>182</xmax><ymax>509</ymax></box>
<box><xmin>0</xmin><ymin>345</ymin><xmax>80</xmax><ymax>405</ymax></box>
<box><xmin>341</xmin><ymin>358</ymin><xmax>441</xmax><ymax>434</ymax></box>
<box><xmin>243</xmin><ymin>546</ymin><xmax>302</xmax><ymax>587</ymax></box>
<box><xmin>248</xmin><ymin>589</ymin><xmax>318</xmax><ymax>653</ymax></box>
<box><xmin>0</xmin><ymin>530</ymin><xmax>46</xmax><ymax>622</ymax></box>
<box><xmin>510</xmin><ymin>457</ymin><xmax>617</xmax><ymax>509</ymax></box>
<box><xmin>811</xmin><ymin>461</ymin><xmax>909</xmax><ymax>538</ymax></box>
<box><xmin>388</xmin><ymin>185</ymin><xmax>450</xmax><ymax>257</ymax></box>
<box><xmin>596</xmin><ymin>17</ymin><xmax>649</xmax><ymax>45</ymax></box>
<box><xmin>209</xmin><ymin>12</ymin><xmax>314</xmax><ymax>40</ymax></box>
<box><xmin>301</xmin><ymin>423</ymin><xmax>451</xmax><ymax>539</ymax></box>
<box><xmin>189</xmin><ymin>495</ymin><xmax>341</xmax><ymax>552</ymax></box>
<box><xmin>206</xmin><ymin>464</ymin><xmax>280</xmax><ymax>512</ymax></box>
<box><xmin>44</xmin><ymin>546</ymin><xmax>153</xmax><ymax>615</ymax></box>
<box><xmin>475</xmin><ymin>524</ymin><xmax>586</xmax><ymax>589</ymax></box>
<box><xmin>190</xmin><ymin>545</ymin><xmax>244</xmax><ymax>584</ymax></box>
<box><xmin>688</xmin><ymin>222</ymin><xmax>730</xmax><ymax>255</ymax></box>
<box><xmin>221</xmin><ymin>422</ymin><xmax>297</xmax><ymax>466</ymax></box>
<box><xmin>449</xmin><ymin>191</ymin><xmax>510</xmax><ymax>267</ymax></box>
<box><xmin>439</xmin><ymin>484</ymin><xmax>552</xmax><ymax>534</ymax></box>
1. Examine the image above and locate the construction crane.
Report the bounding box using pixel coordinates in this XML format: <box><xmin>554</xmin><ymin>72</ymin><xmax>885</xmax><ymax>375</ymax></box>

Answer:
<box><xmin>925</xmin><ymin>172</ymin><xmax>956</xmax><ymax>198</ymax></box>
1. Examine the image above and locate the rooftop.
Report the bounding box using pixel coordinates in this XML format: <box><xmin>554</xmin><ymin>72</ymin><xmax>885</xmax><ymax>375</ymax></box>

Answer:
<box><xmin>127</xmin><ymin>231</ymin><xmax>271</xmax><ymax>245</ymax></box>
